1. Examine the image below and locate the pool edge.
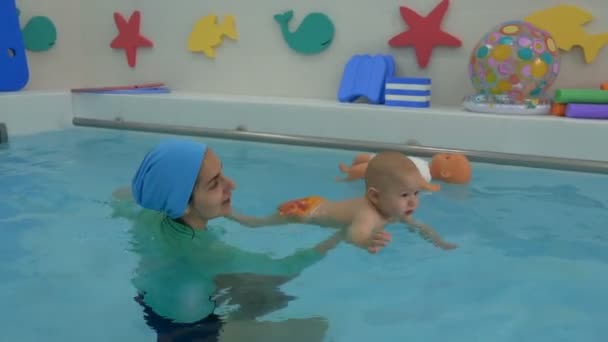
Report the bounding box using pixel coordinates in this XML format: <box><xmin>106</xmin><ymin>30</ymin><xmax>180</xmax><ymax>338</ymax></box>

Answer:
<box><xmin>0</xmin><ymin>91</ymin><xmax>72</xmax><ymax>136</ymax></box>
<box><xmin>72</xmin><ymin>117</ymin><xmax>608</xmax><ymax>175</ymax></box>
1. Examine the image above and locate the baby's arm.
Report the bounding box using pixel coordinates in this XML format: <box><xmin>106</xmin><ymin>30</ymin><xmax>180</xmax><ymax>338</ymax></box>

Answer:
<box><xmin>345</xmin><ymin>213</ymin><xmax>392</xmax><ymax>254</ymax></box>
<box><xmin>402</xmin><ymin>216</ymin><xmax>457</xmax><ymax>250</ymax></box>
<box><xmin>227</xmin><ymin>212</ymin><xmax>290</xmax><ymax>228</ymax></box>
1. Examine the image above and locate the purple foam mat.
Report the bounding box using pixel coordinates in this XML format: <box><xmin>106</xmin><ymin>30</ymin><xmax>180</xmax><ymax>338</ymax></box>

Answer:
<box><xmin>566</xmin><ymin>103</ymin><xmax>608</xmax><ymax>119</ymax></box>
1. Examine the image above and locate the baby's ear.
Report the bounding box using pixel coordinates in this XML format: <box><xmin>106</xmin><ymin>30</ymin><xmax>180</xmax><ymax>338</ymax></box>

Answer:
<box><xmin>366</xmin><ymin>187</ymin><xmax>380</xmax><ymax>204</ymax></box>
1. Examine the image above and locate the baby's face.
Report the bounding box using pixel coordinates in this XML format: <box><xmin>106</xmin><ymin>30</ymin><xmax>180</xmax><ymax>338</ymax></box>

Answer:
<box><xmin>377</xmin><ymin>173</ymin><xmax>421</xmax><ymax>220</ymax></box>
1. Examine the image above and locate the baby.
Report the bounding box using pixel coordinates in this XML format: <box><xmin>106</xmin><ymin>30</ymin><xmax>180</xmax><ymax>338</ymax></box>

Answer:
<box><xmin>228</xmin><ymin>151</ymin><xmax>457</xmax><ymax>253</ymax></box>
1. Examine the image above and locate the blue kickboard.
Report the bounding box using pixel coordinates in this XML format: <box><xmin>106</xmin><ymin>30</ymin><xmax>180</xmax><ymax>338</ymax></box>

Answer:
<box><xmin>383</xmin><ymin>55</ymin><xmax>395</xmax><ymax>81</ymax></box>
<box><xmin>0</xmin><ymin>0</ymin><xmax>29</xmax><ymax>91</ymax></box>
<box><xmin>337</xmin><ymin>54</ymin><xmax>395</xmax><ymax>104</ymax></box>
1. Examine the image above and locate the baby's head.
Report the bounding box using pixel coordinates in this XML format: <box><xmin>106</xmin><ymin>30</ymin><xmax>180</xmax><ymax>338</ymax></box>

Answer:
<box><xmin>364</xmin><ymin>151</ymin><xmax>423</xmax><ymax>220</ymax></box>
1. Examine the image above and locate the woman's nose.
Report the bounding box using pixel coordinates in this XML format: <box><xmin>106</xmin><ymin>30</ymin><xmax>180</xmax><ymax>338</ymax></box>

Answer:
<box><xmin>226</xmin><ymin>177</ymin><xmax>236</xmax><ymax>190</ymax></box>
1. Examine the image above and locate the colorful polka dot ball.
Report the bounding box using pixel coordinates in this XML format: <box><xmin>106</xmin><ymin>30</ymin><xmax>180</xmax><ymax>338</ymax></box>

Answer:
<box><xmin>468</xmin><ymin>20</ymin><xmax>560</xmax><ymax>103</ymax></box>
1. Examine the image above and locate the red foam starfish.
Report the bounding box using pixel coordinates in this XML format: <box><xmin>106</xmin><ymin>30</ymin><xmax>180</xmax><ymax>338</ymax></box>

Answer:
<box><xmin>110</xmin><ymin>11</ymin><xmax>154</xmax><ymax>68</ymax></box>
<box><xmin>388</xmin><ymin>0</ymin><xmax>462</xmax><ymax>68</ymax></box>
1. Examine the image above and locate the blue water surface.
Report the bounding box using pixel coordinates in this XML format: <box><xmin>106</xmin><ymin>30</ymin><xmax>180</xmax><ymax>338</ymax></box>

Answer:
<box><xmin>0</xmin><ymin>127</ymin><xmax>607</xmax><ymax>341</ymax></box>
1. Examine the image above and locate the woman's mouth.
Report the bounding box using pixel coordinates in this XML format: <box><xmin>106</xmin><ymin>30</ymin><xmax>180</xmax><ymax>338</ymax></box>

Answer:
<box><xmin>222</xmin><ymin>197</ymin><xmax>231</xmax><ymax>205</ymax></box>
<box><xmin>405</xmin><ymin>209</ymin><xmax>414</xmax><ymax>215</ymax></box>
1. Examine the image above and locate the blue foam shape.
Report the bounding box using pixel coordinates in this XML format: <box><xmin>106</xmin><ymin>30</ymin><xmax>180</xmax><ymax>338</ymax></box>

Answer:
<box><xmin>337</xmin><ymin>54</ymin><xmax>395</xmax><ymax>104</ymax></box>
<box><xmin>385</xmin><ymin>100</ymin><xmax>430</xmax><ymax>108</ymax></box>
<box><xmin>384</xmin><ymin>89</ymin><xmax>431</xmax><ymax>96</ymax></box>
<box><xmin>0</xmin><ymin>0</ymin><xmax>29</xmax><ymax>91</ymax></box>
<box><xmin>383</xmin><ymin>55</ymin><xmax>396</xmax><ymax>81</ymax></box>
<box><xmin>386</xmin><ymin>77</ymin><xmax>431</xmax><ymax>85</ymax></box>
<box><xmin>379</xmin><ymin>55</ymin><xmax>395</xmax><ymax>102</ymax></box>
<box><xmin>87</xmin><ymin>87</ymin><xmax>171</xmax><ymax>94</ymax></box>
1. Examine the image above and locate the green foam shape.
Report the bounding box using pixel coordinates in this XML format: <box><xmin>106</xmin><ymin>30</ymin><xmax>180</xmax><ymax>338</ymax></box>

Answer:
<box><xmin>22</xmin><ymin>16</ymin><xmax>57</xmax><ymax>52</ymax></box>
<box><xmin>554</xmin><ymin>88</ymin><xmax>608</xmax><ymax>104</ymax></box>
<box><xmin>274</xmin><ymin>10</ymin><xmax>335</xmax><ymax>55</ymax></box>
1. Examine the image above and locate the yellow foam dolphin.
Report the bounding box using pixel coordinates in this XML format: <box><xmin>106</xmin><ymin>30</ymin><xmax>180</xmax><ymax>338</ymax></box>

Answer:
<box><xmin>524</xmin><ymin>4</ymin><xmax>608</xmax><ymax>63</ymax></box>
<box><xmin>188</xmin><ymin>14</ymin><xmax>238</xmax><ymax>58</ymax></box>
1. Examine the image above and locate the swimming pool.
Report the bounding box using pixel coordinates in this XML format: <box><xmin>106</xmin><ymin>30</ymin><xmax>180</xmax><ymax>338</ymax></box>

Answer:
<box><xmin>1</xmin><ymin>127</ymin><xmax>607</xmax><ymax>341</ymax></box>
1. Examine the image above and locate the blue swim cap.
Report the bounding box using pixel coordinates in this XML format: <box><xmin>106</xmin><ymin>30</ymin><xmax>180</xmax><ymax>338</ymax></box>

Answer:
<box><xmin>131</xmin><ymin>139</ymin><xmax>207</xmax><ymax>219</ymax></box>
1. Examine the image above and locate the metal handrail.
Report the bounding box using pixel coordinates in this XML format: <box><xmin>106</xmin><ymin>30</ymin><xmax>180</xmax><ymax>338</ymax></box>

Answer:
<box><xmin>72</xmin><ymin>117</ymin><xmax>608</xmax><ymax>174</ymax></box>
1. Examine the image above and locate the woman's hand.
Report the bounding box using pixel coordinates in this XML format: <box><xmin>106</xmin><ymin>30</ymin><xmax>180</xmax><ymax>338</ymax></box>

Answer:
<box><xmin>366</xmin><ymin>229</ymin><xmax>392</xmax><ymax>254</ymax></box>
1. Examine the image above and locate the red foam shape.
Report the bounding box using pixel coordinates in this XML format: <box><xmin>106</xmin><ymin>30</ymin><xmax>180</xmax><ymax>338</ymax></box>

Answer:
<box><xmin>388</xmin><ymin>0</ymin><xmax>462</xmax><ymax>69</ymax></box>
<box><xmin>110</xmin><ymin>11</ymin><xmax>154</xmax><ymax>68</ymax></box>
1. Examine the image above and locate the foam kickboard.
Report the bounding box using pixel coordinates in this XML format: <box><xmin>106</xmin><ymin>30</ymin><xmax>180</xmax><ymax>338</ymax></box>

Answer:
<box><xmin>86</xmin><ymin>87</ymin><xmax>171</xmax><ymax>94</ymax></box>
<box><xmin>71</xmin><ymin>83</ymin><xmax>165</xmax><ymax>93</ymax></box>
<box><xmin>0</xmin><ymin>0</ymin><xmax>29</xmax><ymax>91</ymax></box>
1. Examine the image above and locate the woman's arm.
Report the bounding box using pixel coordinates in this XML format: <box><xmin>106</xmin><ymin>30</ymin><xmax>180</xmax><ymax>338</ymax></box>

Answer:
<box><xmin>226</xmin><ymin>212</ymin><xmax>290</xmax><ymax>228</ymax></box>
<box><xmin>214</xmin><ymin>229</ymin><xmax>345</xmax><ymax>277</ymax></box>
<box><xmin>108</xmin><ymin>186</ymin><xmax>139</xmax><ymax>220</ymax></box>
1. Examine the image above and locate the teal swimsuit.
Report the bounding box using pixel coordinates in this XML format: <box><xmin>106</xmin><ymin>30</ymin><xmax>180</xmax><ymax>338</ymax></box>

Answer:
<box><xmin>111</xmin><ymin>198</ymin><xmax>323</xmax><ymax>324</ymax></box>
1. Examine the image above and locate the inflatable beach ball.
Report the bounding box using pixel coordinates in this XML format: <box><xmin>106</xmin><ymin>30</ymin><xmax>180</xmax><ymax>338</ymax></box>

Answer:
<box><xmin>468</xmin><ymin>20</ymin><xmax>560</xmax><ymax>103</ymax></box>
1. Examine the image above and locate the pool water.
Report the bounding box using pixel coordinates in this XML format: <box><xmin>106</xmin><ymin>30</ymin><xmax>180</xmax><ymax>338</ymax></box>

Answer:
<box><xmin>1</xmin><ymin>127</ymin><xmax>607</xmax><ymax>341</ymax></box>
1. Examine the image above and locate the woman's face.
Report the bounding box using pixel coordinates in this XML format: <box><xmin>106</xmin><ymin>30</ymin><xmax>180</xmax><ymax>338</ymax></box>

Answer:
<box><xmin>183</xmin><ymin>149</ymin><xmax>235</xmax><ymax>228</ymax></box>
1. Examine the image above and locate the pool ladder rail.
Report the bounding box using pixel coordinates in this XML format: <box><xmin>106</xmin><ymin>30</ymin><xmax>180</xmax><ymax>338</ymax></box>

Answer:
<box><xmin>0</xmin><ymin>123</ymin><xmax>8</xmax><ymax>146</ymax></box>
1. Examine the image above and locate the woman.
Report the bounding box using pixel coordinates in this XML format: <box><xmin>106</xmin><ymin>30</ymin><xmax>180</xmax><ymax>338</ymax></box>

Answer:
<box><xmin>112</xmin><ymin>139</ymin><xmax>390</xmax><ymax>341</ymax></box>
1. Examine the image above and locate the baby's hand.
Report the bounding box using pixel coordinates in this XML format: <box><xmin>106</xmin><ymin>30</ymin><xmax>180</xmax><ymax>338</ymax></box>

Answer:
<box><xmin>367</xmin><ymin>230</ymin><xmax>392</xmax><ymax>254</ymax></box>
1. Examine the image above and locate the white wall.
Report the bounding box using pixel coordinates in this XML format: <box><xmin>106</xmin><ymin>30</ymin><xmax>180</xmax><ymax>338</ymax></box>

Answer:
<box><xmin>71</xmin><ymin>93</ymin><xmax>608</xmax><ymax>162</ymax></box>
<box><xmin>16</xmin><ymin>0</ymin><xmax>84</xmax><ymax>90</ymax></box>
<box><xmin>3</xmin><ymin>91</ymin><xmax>607</xmax><ymax>163</ymax></box>
<box><xmin>0</xmin><ymin>92</ymin><xmax>72</xmax><ymax>135</ymax></box>
<box><xmin>17</xmin><ymin>0</ymin><xmax>608</xmax><ymax>105</ymax></box>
